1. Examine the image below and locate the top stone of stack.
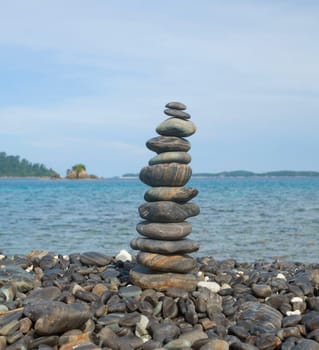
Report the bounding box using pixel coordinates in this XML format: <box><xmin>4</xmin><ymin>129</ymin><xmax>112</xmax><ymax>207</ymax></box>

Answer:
<box><xmin>165</xmin><ymin>102</ymin><xmax>187</xmax><ymax>110</ymax></box>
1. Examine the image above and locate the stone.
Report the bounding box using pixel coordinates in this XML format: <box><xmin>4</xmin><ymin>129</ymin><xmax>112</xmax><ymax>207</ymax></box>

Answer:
<box><xmin>80</xmin><ymin>252</ymin><xmax>112</xmax><ymax>266</ymax></box>
<box><xmin>146</xmin><ymin>136</ymin><xmax>191</xmax><ymax>154</ymax></box>
<box><xmin>197</xmin><ymin>281</ymin><xmax>221</xmax><ymax>293</ymax></box>
<box><xmin>136</xmin><ymin>221</ymin><xmax>192</xmax><ymax>240</ymax></box>
<box><xmin>165</xmin><ymin>101</ymin><xmax>187</xmax><ymax>110</ymax></box>
<box><xmin>156</xmin><ymin>118</ymin><xmax>196</xmax><ymax>137</ymax></box>
<box><xmin>115</xmin><ymin>249</ymin><xmax>132</xmax><ymax>262</ymax></box>
<box><xmin>200</xmin><ymin>339</ymin><xmax>229</xmax><ymax>350</ymax></box>
<box><xmin>238</xmin><ymin>302</ymin><xmax>283</xmax><ymax>334</ymax></box>
<box><xmin>139</xmin><ymin>163</ymin><xmax>192</xmax><ymax>187</ymax></box>
<box><xmin>162</xmin><ymin>296</ymin><xmax>179</xmax><ymax>318</ymax></box>
<box><xmin>130</xmin><ymin>238</ymin><xmax>199</xmax><ymax>254</ymax></box>
<box><xmin>118</xmin><ymin>285</ymin><xmax>142</xmax><ymax>298</ymax></box>
<box><xmin>24</xmin><ymin>286</ymin><xmax>61</xmax><ymax>304</ymax></box>
<box><xmin>178</xmin><ymin>329</ymin><xmax>208</xmax><ymax>345</ymax></box>
<box><xmin>149</xmin><ymin>152</ymin><xmax>191</xmax><ymax>165</ymax></box>
<box><xmin>255</xmin><ymin>335</ymin><xmax>281</xmax><ymax>349</ymax></box>
<box><xmin>130</xmin><ymin>265</ymin><xmax>197</xmax><ymax>291</ymax></box>
<box><xmin>293</xmin><ymin>339</ymin><xmax>319</xmax><ymax>350</ymax></box>
<box><xmin>139</xmin><ymin>202</ymin><xmax>200</xmax><ymax>223</ymax></box>
<box><xmin>0</xmin><ymin>309</ymin><xmax>23</xmax><ymax>336</ymax></box>
<box><xmin>98</xmin><ymin>326</ymin><xmax>119</xmax><ymax>349</ymax></box>
<box><xmin>137</xmin><ymin>252</ymin><xmax>196</xmax><ymax>273</ymax></box>
<box><xmin>23</xmin><ymin>301</ymin><xmax>90</xmax><ymax>335</ymax></box>
<box><xmin>144</xmin><ymin>187</ymin><xmax>198</xmax><ymax>203</ymax></box>
<box><xmin>0</xmin><ymin>265</ymin><xmax>34</xmax><ymax>292</ymax></box>
<box><xmin>251</xmin><ymin>284</ymin><xmax>272</xmax><ymax>298</ymax></box>
<box><xmin>164</xmin><ymin>338</ymin><xmax>192</xmax><ymax>349</ymax></box>
<box><xmin>164</xmin><ymin>109</ymin><xmax>191</xmax><ymax>119</ymax></box>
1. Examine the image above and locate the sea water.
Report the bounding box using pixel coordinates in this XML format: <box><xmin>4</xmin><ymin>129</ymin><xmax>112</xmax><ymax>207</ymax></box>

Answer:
<box><xmin>0</xmin><ymin>177</ymin><xmax>318</xmax><ymax>262</ymax></box>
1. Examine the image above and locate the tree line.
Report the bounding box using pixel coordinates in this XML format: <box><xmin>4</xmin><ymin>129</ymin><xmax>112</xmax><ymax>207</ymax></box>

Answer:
<box><xmin>0</xmin><ymin>152</ymin><xmax>59</xmax><ymax>177</ymax></box>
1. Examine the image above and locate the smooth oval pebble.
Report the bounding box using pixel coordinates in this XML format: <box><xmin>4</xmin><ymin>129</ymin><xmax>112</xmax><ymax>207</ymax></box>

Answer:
<box><xmin>144</xmin><ymin>187</ymin><xmax>198</xmax><ymax>203</ymax></box>
<box><xmin>149</xmin><ymin>152</ymin><xmax>191</xmax><ymax>165</ymax></box>
<box><xmin>146</xmin><ymin>136</ymin><xmax>191</xmax><ymax>154</ymax></box>
<box><xmin>165</xmin><ymin>101</ymin><xmax>187</xmax><ymax>110</ymax></box>
<box><xmin>130</xmin><ymin>238</ymin><xmax>199</xmax><ymax>254</ymax></box>
<box><xmin>136</xmin><ymin>221</ymin><xmax>192</xmax><ymax>240</ymax></box>
<box><xmin>80</xmin><ymin>252</ymin><xmax>112</xmax><ymax>266</ymax></box>
<box><xmin>156</xmin><ymin>118</ymin><xmax>196</xmax><ymax>138</ymax></box>
<box><xmin>164</xmin><ymin>108</ymin><xmax>191</xmax><ymax>119</ymax></box>
<box><xmin>137</xmin><ymin>252</ymin><xmax>196</xmax><ymax>273</ymax></box>
<box><xmin>139</xmin><ymin>163</ymin><xmax>192</xmax><ymax>187</ymax></box>
<box><xmin>139</xmin><ymin>201</ymin><xmax>200</xmax><ymax>223</ymax></box>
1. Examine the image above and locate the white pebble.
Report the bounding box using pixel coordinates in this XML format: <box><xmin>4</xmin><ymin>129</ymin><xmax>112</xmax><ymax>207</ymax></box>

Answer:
<box><xmin>276</xmin><ymin>273</ymin><xmax>286</xmax><ymax>280</ymax></box>
<box><xmin>221</xmin><ymin>283</ymin><xmax>231</xmax><ymax>290</ymax></box>
<box><xmin>25</xmin><ymin>266</ymin><xmax>33</xmax><ymax>272</ymax></box>
<box><xmin>115</xmin><ymin>249</ymin><xmax>132</xmax><ymax>262</ymax></box>
<box><xmin>0</xmin><ymin>254</ymin><xmax>5</xmax><ymax>261</ymax></box>
<box><xmin>286</xmin><ymin>310</ymin><xmax>301</xmax><ymax>316</ymax></box>
<box><xmin>291</xmin><ymin>297</ymin><xmax>303</xmax><ymax>303</ymax></box>
<box><xmin>197</xmin><ymin>271</ymin><xmax>203</xmax><ymax>277</ymax></box>
<box><xmin>197</xmin><ymin>281</ymin><xmax>221</xmax><ymax>293</ymax></box>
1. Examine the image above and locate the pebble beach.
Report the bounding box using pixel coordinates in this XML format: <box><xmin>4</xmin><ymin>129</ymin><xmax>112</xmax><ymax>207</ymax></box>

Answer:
<box><xmin>1</xmin><ymin>249</ymin><xmax>319</xmax><ymax>350</ymax></box>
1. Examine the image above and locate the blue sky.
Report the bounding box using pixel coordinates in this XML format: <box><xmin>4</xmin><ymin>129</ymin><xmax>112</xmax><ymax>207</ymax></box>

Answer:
<box><xmin>1</xmin><ymin>1</ymin><xmax>319</xmax><ymax>177</ymax></box>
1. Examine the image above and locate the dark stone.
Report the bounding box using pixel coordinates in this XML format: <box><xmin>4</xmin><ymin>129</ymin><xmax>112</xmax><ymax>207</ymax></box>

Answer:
<box><xmin>24</xmin><ymin>287</ymin><xmax>61</xmax><ymax>305</ymax></box>
<box><xmin>130</xmin><ymin>238</ymin><xmax>199</xmax><ymax>254</ymax></box>
<box><xmin>282</xmin><ymin>315</ymin><xmax>302</xmax><ymax>327</ymax></box>
<box><xmin>0</xmin><ymin>309</ymin><xmax>23</xmax><ymax>336</ymax></box>
<box><xmin>293</xmin><ymin>339</ymin><xmax>319</xmax><ymax>350</ymax></box>
<box><xmin>139</xmin><ymin>163</ymin><xmax>192</xmax><ymax>187</ymax></box>
<box><xmin>137</xmin><ymin>252</ymin><xmax>196</xmax><ymax>273</ymax></box>
<box><xmin>146</xmin><ymin>136</ymin><xmax>191</xmax><ymax>154</ymax></box>
<box><xmin>118</xmin><ymin>312</ymin><xmax>141</xmax><ymax>327</ymax></box>
<box><xmin>255</xmin><ymin>335</ymin><xmax>281</xmax><ymax>350</ymax></box>
<box><xmin>136</xmin><ymin>221</ymin><xmax>192</xmax><ymax>240</ymax></box>
<box><xmin>165</xmin><ymin>101</ymin><xmax>187</xmax><ymax>110</ymax></box>
<box><xmin>79</xmin><ymin>252</ymin><xmax>112</xmax><ymax>266</ymax></box>
<box><xmin>151</xmin><ymin>321</ymin><xmax>180</xmax><ymax>343</ymax></box>
<box><xmin>23</xmin><ymin>301</ymin><xmax>90</xmax><ymax>335</ymax></box>
<box><xmin>302</xmin><ymin>311</ymin><xmax>319</xmax><ymax>331</ymax></box>
<box><xmin>144</xmin><ymin>187</ymin><xmax>198</xmax><ymax>203</ymax></box>
<box><xmin>164</xmin><ymin>108</ymin><xmax>191</xmax><ymax>119</ymax></box>
<box><xmin>251</xmin><ymin>284</ymin><xmax>272</xmax><ymax>298</ymax></box>
<box><xmin>130</xmin><ymin>265</ymin><xmax>197</xmax><ymax>291</ymax></box>
<box><xmin>156</xmin><ymin>118</ymin><xmax>196</xmax><ymax>137</ymax></box>
<box><xmin>162</xmin><ymin>296</ymin><xmax>179</xmax><ymax>318</ymax></box>
<box><xmin>238</xmin><ymin>302</ymin><xmax>283</xmax><ymax>333</ymax></box>
<box><xmin>0</xmin><ymin>265</ymin><xmax>34</xmax><ymax>292</ymax></box>
<box><xmin>118</xmin><ymin>285</ymin><xmax>142</xmax><ymax>298</ymax></box>
<box><xmin>149</xmin><ymin>151</ymin><xmax>191</xmax><ymax>165</ymax></box>
<box><xmin>139</xmin><ymin>202</ymin><xmax>200</xmax><ymax>223</ymax></box>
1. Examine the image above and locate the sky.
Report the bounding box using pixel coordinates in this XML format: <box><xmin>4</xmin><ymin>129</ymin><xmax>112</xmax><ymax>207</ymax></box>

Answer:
<box><xmin>1</xmin><ymin>1</ymin><xmax>319</xmax><ymax>177</ymax></box>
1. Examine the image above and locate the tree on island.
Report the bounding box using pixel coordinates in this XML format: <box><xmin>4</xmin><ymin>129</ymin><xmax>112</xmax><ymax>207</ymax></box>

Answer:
<box><xmin>66</xmin><ymin>163</ymin><xmax>92</xmax><ymax>179</ymax></box>
<box><xmin>0</xmin><ymin>152</ymin><xmax>59</xmax><ymax>177</ymax></box>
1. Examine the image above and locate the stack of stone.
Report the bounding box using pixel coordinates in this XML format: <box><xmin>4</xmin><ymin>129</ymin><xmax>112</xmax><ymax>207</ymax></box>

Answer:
<box><xmin>130</xmin><ymin>101</ymin><xmax>200</xmax><ymax>291</ymax></box>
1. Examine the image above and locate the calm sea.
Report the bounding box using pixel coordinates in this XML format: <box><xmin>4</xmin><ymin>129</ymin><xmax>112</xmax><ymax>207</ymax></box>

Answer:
<box><xmin>0</xmin><ymin>177</ymin><xmax>318</xmax><ymax>262</ymax></box>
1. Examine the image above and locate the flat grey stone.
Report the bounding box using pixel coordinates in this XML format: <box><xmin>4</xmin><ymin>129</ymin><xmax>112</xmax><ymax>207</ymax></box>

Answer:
<box><xmin>149</xmin><ymin>152</ymin><xmax>191</xmax><ymax>165</ymax></box>
<box><xmin>144</xmin><ymin>187</ymin><xmax>198</xmax><ymax>203</ymax></box>
<box><xmin>130</xmin><ymin>238</ymin><xmax>199</xmax><ymax>254</ymax></box>
<box><xmin>139</xmin><ymin>201</ymin><xmax>200</xmax><ymax>223</ymax></box>
<box><xmin>146</xmin><ymin>136</ymin><xmax>191</xmax><ymax>154</ymax></box>
<box><xmin>136</xmin><ymin>221</ymin><xmax>192</xmax><ymax>240</ymax></box>
<box><xmin>156</xmin><ymin>118</ymin><xmax>196</xmax><ymax>138</ymax></box>
<box><xmin>165</xmin><ymin>102</ymin><xmax>187</xmax><ymax>110</ymax></box>
<box><xmin>164</xmin><ymin>108</ymin><xmax>191</xmax><ymax>119</ymax></box>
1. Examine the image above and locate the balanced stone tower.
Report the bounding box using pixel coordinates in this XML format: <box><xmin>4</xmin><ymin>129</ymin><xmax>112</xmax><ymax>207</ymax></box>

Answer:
<box><xmin>130</xmin><ymin>101</ymin><xmax>200</xmax><ymax>291</ymax></box>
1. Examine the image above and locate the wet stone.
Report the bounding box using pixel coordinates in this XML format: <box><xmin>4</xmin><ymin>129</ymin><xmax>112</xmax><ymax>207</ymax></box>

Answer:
<box><xmin>149</xmin><ymin>151</ymin><xmax>191</xmax><ymax>165</ymax></box>
<box><xmin>131</xmin><ymin>238</ymin><xmax>199</xmax><ymax>254</ymax></box>
<box><xmin>164</xmin><ymin>109</ymin><xmax>191</xmax><ymax>119</ymax></box>
<box><xmin>24</xmin><ymin>286</ymin><xmax>61</xmax><ymax>304</ymax></box>
<box><xmin>136</xmin><ymin>221</ymin><xmax>192</xmax><ymax>240</ymax></box>
<box><xmin>156</xmin><ymin>118</ymin><xmax>196</xmax><ymax>138</ymax></box>
<box><xmin>139</xmin><ymin>201</ymin><xmax>200</xmax><ymax>223</ymax></box>
<box><xmin>139</xmin><ymin>163</ymin><xmax>192</xmax><ymax>187</ymax></box>
<box><xmin>137</xmin><ymin>252</ymin><xmax>196</xmax><ymax>273</ymax></box>
<box><xmin>146</xmin><ymin>136</ymin><xmax>191</xmax><ymax>154</ymax></box>
<box><xmin>144</xmin><ymin>187</ymin><xmax>198</xmax><ymax>203</ymax></box>
<box><xmin>23</xmin><ymin>300</ymin><xmax>90</xmax><ymax>335</ymax></box>
<box><xmin>165</xmin><ymin>101</ymin><xmax>187</xmax><ymax>110</ymax></box>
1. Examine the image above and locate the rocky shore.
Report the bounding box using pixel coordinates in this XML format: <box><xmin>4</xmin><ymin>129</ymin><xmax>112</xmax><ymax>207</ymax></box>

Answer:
<box><xmin>1</xmin><ymin>250</ymin><xmax>319</xmax><ymax>349</ymax></box>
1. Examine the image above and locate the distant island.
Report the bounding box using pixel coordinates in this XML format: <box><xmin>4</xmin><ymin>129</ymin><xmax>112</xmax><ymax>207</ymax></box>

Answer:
<box><xmin>122</xmin><ymin>170</ymin><xmax>319</xmax><ymax>178</ymax></box>
<box><xmin>0</xmin><ymin>152</ymin><xmax>59</xmax><ymax>177</ymax></box>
